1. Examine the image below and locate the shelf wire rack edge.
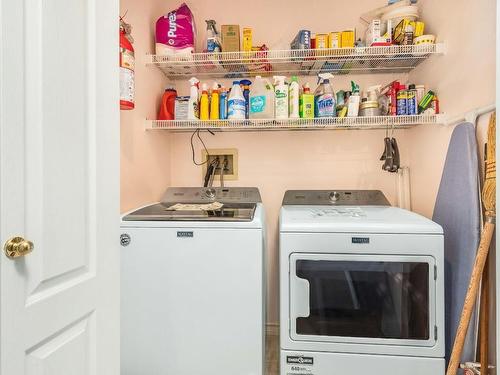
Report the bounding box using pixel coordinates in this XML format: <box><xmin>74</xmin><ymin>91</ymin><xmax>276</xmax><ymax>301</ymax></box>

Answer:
<box><xmin>145</xmin><ymin>115</ymin><xmax>444</xmax><ymax>132</ymax></box>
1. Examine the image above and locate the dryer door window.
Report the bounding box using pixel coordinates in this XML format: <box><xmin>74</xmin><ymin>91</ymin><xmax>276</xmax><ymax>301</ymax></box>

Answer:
<box><xmin>289</xmin><ymin>253</ymin><xmax>436</xmax><ymax>347</ymax></box>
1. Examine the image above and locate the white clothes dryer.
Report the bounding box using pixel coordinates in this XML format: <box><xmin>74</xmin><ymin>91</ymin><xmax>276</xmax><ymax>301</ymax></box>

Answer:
<box><xmin>121</xmin><ymin>187</ymin><xmax>265</xmax><ymax>375</ymax></box>
<box><xmin>279</xmin><ymin>190</ymin><xmax>444</xmax><ymax>375</ymax></box>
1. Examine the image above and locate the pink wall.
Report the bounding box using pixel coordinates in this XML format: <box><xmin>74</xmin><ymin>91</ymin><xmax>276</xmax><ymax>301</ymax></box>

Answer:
<box><xmin>120</xmin><ymin>0</ymin><xmax>496</xmax><ymax>327</ymax></box>
<box><xmin>120</xmin><ymin>0</ymin><xmax>172</xmax><ymax>212</ymax></box>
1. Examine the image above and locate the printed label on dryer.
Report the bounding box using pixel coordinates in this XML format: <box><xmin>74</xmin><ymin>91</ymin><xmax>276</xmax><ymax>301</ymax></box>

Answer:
<box><xmin>352</xmin><ymin>237</ymin><xmax>370</xmax><ymax>244</ymax></box>
<box><xmin>287</xmin><ymin>356</ymin><xmax>314</xmax><ymax>365</ymax></box>
<box><xmin>177</xmin><ymin>231</ymin><xmax>194</xmax><ymax>238</ymax></box>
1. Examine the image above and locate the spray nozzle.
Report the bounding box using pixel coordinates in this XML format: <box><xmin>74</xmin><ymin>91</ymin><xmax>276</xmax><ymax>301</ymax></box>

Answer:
<box><xmin>212</xmin><ymin>82</ymin><xmax>219</xmax><ymax>91</ymax></box>
<box><xmin>189</xmin><ymin>77</ymin><xmax>200</xmax><ymax>88</ymax></box>
<box><xmin>273</xmin><ymin>76</ymin><xmax>286</xmax><ymax>85</ymax></box>
<box><xmin>240</xmin><ymin>79</ymin><xmax>252</xmax><ymax>88</ymax></box>
<box><xmin>317</xmin><ymin>72</ymin><xmax>334</xmax><ymax>85</ymax></box>
<box><xmin>201</xmin><ymin>83</ymin><xmax>209</xmax><ymax>93</ymax></box>
<box><xmin>351</xmin><ymin>80</ymin><xmax>360</xmax><ymax>93</ymax></box>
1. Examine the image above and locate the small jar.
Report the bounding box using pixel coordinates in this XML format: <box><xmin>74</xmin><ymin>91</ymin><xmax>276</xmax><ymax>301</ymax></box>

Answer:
<box><xmin>359</xmin><ymin>101</ymin><xmax>381</xmax><ymax>116</ymax></box>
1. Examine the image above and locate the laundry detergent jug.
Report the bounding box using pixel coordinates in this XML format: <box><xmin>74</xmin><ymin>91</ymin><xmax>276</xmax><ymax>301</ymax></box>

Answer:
<box><xmin>249</xmin><ymin>76</ymin><xmax>274</xmax><ymax>119</ymax></box>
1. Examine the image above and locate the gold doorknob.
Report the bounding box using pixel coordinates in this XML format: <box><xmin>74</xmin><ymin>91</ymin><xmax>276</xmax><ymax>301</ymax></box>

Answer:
<box><xmin>4</xmin><ymin>236</ymin><xmax>34</xmax><ymax>259</ymax></box>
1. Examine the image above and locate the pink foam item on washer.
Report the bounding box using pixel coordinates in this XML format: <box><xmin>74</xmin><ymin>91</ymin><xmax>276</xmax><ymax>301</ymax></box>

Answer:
<box><xmin>155</xmin><ymin>3</ymin><xmax>196</xmax><ymax>56</ymax></box>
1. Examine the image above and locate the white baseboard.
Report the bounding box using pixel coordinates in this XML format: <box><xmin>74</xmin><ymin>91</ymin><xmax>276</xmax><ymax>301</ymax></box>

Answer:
<box><xmin>266</xmin><ymin>322</ymin><xmax>279</xmax><ymax>336</ymax></box>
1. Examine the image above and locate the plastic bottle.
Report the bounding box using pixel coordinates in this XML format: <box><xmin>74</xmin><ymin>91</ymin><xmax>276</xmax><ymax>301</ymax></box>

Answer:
<box><xmin>219</xmin><ymin>87</ymin><xmax>228</xmax><ymax>119</ymax></box>
<box><xmin>227</xmin><ymin>81</ymin><xmax>246</xmax><ymax>120</ymax></box>
<box><xmin>158</xmin><ymin>87</ymin><xmax>177</xmax><ymax>120</ymax></box>
<box><xmin>299</xmin><ymin>83</ymin><xmax>315</xmax><ymax>119</ymax></box>
<box><xmin>240</xmin><ymin>79</ymin><xmax>252</xmax><ymax>119</ymax></box>
<box><xmin>289</xmin><ymin>76</ymin><xmax>300</xmax><ymax>119</ymax></box>
<box><xmin>274</xmin><ymin>76</ymin><xmax>289</xmax><ymax>119</ymax></box>
<box><xmin>407</xmin><ymin>84</ymin><xmax>417</xmax><ymax>115</ymax></box>
<box><xmin>188</xmin><ymin>77</ymin><xmax>200</xmax><ymax>120</ymax></box>
<box><xmin>249</xmin><ymin>76</ymin><xmax>274</xmax><ymax>119</ymax></box>
<box><xmin>200</xmin><ymin>83</ymin><xmax>210</xmax><ymax>120</ymax></box>
<box><xmin>314</xmin><ymin>73</ymin><xmax>336</xmax><ymax>118</ymax></box>
<box><xmin>347</xmin><ymin>81</ymin><xmax>360</xmax><ymax>117</ymax></box>
<box><xmin>210</xmin><ymin>83</ymin><xmax>220</xmax><ymax>120</ymax></box>
<box><xmin>205</xmin><ymin>20</ymin><xmax>221</xmax><ymax>52</ymax></box>
<box><xmin>396</xmin><ymin>85</ymin><xmax>408</xmax><ymax>116</ymax></box>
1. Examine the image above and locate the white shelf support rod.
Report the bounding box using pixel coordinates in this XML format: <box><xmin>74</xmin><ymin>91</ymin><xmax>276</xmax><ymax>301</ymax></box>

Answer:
<box><xmin>445</xmin><ymin>104</ymin><xmax>496</xmax><ymax>126</ymax></box>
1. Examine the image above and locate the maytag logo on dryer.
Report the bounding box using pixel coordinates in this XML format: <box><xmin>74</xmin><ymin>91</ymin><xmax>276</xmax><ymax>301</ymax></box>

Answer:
<box><xmin>352</xmin><ymin>237</ymin><xmax>370</xmax><ymax>244</ymax></box>
<box><xmin>287</xmin><ymin>356</ymin><xmax>314</xmax><ymax>365</ymax></box>
<box><xmin>177</xmin><ymin>231</ymin><xmax>194</xmax><ymax>238</ymax></box>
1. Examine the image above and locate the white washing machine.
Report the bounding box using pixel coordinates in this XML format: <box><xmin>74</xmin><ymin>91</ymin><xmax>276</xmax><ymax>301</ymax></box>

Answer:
<box><xmin>121</xmin><ymin>187</ymin><xmax>265</xmax><ymax>375</ymax></box>
<box><xmin>279</xmin><ymin>190</ymin><xmax>444</xmax><ymax>375</ymax></box>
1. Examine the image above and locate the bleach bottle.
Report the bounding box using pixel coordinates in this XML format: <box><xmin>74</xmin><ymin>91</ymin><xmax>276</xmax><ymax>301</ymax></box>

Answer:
<box><xmin>314</xmin><ymin>73</ymin><xmax>336</xmax><ymax>118</ymax></box>
<box><xmin>249</xmin><ymin>76</ymin><xmax>274</xmax><ymax>119</ymax></box>
<box><xmin>227</xmin><ymin>81</ymin><xmax>246</xmax><ymax>120</ymax></box>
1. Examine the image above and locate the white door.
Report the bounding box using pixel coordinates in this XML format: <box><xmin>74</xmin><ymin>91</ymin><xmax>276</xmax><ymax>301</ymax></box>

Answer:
<box><xmin>0</xmin><ymin>0</ymin><xmax>120</xmax><ymax>374</ymax></box>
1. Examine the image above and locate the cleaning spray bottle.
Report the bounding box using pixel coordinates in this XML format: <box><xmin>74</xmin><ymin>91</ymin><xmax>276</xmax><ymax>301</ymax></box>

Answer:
<box><xmin>200</xmin><ymin>83</ymin><xmax>210</xmax><ymax>120</ymax></box>
<box><xmin>210</xmin><ymin>83</ymin><xmax>220</xmax><ymax>120</ymax></box>
<box><xmin>347</xmin><ymin>81</ymin><xmax>360</xmax><ymax>117</ymax></box>
<box><xmin>227</xmin><ymin>81</ymin><xmax>246</xmax><ymax>120</ymax></box>
<box><xmin>314</xmin><ymin>73</ymin><xmax>336</xmax><ymax>118</ymax></box>
<box><xmin>240</xmin><ymin>79</ymin><xmax>252</xmax><ymax>119</ymax></box>
<box><xmin>205</xmin><ymin>20</ymin><xmax>221</xmax><ymax>52</ymax></box>
<box><xmin>188</xmin><ymin>77</ymin><xmax>200</xmax><ymax>120</ymax></box>
<box><xmin>289</xmin><ymin>76</ymin><xmax>300</xmax><ymax>119</ymax></box>
<box><xmin>274</xmin><ymin>76</ymin><xmax>289</xmax><ymax>119</ymax></box>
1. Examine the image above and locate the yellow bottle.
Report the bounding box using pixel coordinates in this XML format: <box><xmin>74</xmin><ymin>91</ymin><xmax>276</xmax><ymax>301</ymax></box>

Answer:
<box><xmin>200</xmin><ymin>83</ymin><xmax>209</xmax><ymax>120</ymax></box>
<box><xmin>210</xmin><ymin>82</ymin><xmax>220</xmax><ymax>120</ymax></box>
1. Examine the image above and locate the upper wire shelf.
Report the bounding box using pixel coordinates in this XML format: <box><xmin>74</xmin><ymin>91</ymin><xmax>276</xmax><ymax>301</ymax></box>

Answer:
<box><xmin>146</xmin><ymin>43</ymin><xmax>445</xmax><ymax>79</ymax></box>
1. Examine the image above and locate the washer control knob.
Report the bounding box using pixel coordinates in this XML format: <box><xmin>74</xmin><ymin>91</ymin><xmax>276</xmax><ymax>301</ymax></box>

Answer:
<box><xmin>329</xmin><ymin>191</ymin><xmax>341</xmax><ymax>203</ymax></box>
<box><xmin>205</xmin><ymin>188</ymin><xmax>216</xmax><ymax>199</ymax></box>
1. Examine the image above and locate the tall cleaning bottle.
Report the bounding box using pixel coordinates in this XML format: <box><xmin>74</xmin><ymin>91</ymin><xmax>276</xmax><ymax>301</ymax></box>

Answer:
<box><xmin>199</xmin><ymin>83</ymin><xmax>210</xmax><ymax>120</ymax></box>
<box><xmin>210</xmin><ymin>82</ymin><xmax>220</xmax><ymax>120</ymax></box>
<box><xmin>188</xmin><ymin>77</ymin><xmax>200</xmax><ymax>120</ymax></box>
<box><xmin>274</xmin><ymin>76</ymin><xmax>289</xmax><ymax>119</ymax></box>
<box><xmin>205</xmin><ymin>20</ymin><xmax>221</xmax><ymax>52</ymax></box>
<box><xmin>289</xmin><ymin>76</ymin><xmax>300</xmax><ymax>119</ymax></box>
<box><xmin>314</xmin><ymin>73</ymin><xmax>336</xmax><ymax>118</ymax></box>
<box><xmin>219</xmin><ymin>87</ymin><xmax>228</xmax><ymax>120</ymax></box>
<box><xmin>240</xmin><ymin>79</ymin><xmax>252</xmax><ymax>119</ymax></box>
<box><xmin>227</xmin><ymin>81</ymin><xmax>246</xmax><ymax>120</ymax></box>
<box><xmin>249</xmin><ymin>76</ymin><xmax>274</xmax><ymax>119</ymax></box>
<box><xmin>347</xmin><ymin>81</ymin><xmax>360</xmax><ymax>117</ymax></box>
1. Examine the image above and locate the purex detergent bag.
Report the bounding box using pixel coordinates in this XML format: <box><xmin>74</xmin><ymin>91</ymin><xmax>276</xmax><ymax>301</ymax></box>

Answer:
<box><xmin>156</xmin><ymin>3</ymin><xmax>196</xmax><ymax>56</ymax></box>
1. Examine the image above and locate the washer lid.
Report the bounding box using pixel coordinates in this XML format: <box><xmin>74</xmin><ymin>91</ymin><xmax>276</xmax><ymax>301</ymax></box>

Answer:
<box><xmin>280</xmin><ymin>205</ymin><xmax>443</xmax><ymax>234</ymax></box>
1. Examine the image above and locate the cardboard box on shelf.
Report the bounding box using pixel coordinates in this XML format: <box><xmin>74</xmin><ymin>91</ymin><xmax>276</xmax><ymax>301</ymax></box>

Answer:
<box><xmin>221</xmin><ymin>25</ymin><xmax>240</xmax><ymax>52</ymax></box>
<box><xmin>328</xmin><ymin>32</ymin><xmax>341</xmax><ymax>48</ymax></box>
<box><xmin>341</xmin><ymin>29</ymin><xmax>355</xmax><ymax>48</ymax></box>
<box><xmin>242</xmin><ymin>27</ymin><xmax>252</xmax><ymax>52</ymax></box>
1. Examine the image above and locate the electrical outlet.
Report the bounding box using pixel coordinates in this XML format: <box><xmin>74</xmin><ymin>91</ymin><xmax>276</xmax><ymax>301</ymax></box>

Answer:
<box><xmin>201</xmin><ymin>148</ymin><xmax>238</xmax><ymax>181</ymax></box>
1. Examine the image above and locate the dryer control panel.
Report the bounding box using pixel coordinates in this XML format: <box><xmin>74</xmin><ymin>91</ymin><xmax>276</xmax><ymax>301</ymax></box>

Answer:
<box><xmin>282</xmin><ymin>190</ymin><xmax>390</xmax><ymax>206</ymax></box>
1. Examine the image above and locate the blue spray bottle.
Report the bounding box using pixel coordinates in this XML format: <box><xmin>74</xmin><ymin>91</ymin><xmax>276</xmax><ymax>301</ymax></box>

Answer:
<box><xmin>219</xmin><ymin>86</ymin><xmax>228</xmax><ymax>120</ymax></box>
<box><xmin>314</xmin><ymin>73</ymin><xmax>336</xmax><ymax>118</ymax></box>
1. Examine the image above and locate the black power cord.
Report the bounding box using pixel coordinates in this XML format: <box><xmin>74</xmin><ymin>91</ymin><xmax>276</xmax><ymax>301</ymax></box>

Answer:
<box><xmin>190</xmin><ymin>128</ymin><xmax>215</xmax><ymax>166</ymax></box>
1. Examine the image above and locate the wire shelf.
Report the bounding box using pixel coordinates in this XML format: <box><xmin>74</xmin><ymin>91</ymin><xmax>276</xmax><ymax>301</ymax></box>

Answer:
<box><xmin>146</xmin><ymin>44</ymin><xmax>445</xmax><ymax>79</ymax></box>
<box><xmin>145</xmin><ymin>115</ymin><xmax>444</xmax><ymax>132</ymax></box>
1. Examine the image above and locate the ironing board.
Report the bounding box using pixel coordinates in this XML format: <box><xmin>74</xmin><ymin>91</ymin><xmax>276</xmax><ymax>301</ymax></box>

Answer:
<box><xmin>432</xmin><ymin>123</ymin><xmax>481</xmax><ymax>366</ymax></box>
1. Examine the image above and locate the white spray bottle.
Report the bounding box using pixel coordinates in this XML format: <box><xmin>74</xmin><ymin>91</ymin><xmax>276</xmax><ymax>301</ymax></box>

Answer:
<box><xmin>188</xmin><ymin>77</ymin><xmax>200</xmax><ymax>120</ymax></box>
<box><xmin>289</xmin><ymin>76</ymin><xmax>300</xmax><ymax>119</ymax></box>
<box><xmin>274</xmin><ymin>76</ymin><xmax>289</xmax><ymax>119</ymax></box>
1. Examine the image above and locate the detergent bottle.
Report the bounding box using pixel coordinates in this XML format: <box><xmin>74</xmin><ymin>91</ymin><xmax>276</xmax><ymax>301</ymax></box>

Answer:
<box><xmin>249</xmin><ymin>76</ymin><xmax>274</xmax><ymax>119</ymax></box>
<box><xmin>227</xmin><ymin>81</ymin><xmax>246</xmax><ymax>120</ymax></box>
<box><xmin>274</xmin><ymin>76</ymin><xmax>289</xmax><ymax>119</ymax></box>
<box><xmin>199</xmin><ymin>83</ymin><xmax>209</xmax><ymax>120</ymax></box>
<box><xmin>210</xmin><ymin>82</ymin><xmax>220</xmax><ymax>120</ymax></box>
<box><xmin>188</xmin><ymin>77</ymin><xmax>200</xmax><ymax>120</ymax></box>
<box><xmin>219</xmin><ymin>87</ymin><xmax>228</xmax><ymax>119</ymax></box>
<box><xmin>299</xmin><ymin>83</ymin><xmax>314</xmax><ymax>119</ymax></box>
<box><xmin>158</xmin><ymin>87</ymin><xmax>177</xmax><ymax>120</ymax></box>
<box><xmin>314</xmin><ymin>73</ymin><xmax>336</xmax><ymax>117</ymax></box>
<box><xmin>289</xmin><ymin>76</ymin><xmax>300</xmax><ymax>119</ymax></box>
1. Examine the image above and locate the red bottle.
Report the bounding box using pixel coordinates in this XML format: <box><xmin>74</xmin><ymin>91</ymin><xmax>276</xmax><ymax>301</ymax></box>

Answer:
<box><xmin>389</xmin><ymin>81</ymin><xmax>400</xmax><ymax>116</ymax></box>
<box><xmin>158</xmin><ymin>88</ymin><xmax>177</xmax><ymax>120</ymax></box>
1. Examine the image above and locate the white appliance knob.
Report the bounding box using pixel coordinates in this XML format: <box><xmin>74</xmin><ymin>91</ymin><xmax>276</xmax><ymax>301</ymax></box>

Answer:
<box><xmin>329</xmin><ymin>191</ymin><xmax>340</xmax><ymax>202</ymax></box>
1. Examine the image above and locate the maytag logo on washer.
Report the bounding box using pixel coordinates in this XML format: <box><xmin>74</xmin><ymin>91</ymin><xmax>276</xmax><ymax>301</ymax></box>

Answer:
<box><xmin>352</xmin><ymin>237</ymin><xmax>370</xmax><ymax>244</ymax></box>
<box><xmin>287</xmin><ymin>356</ymin><xmax>314</xmax><ymax>365</ymax></box>
<box><xmin>177</xmin><ymin>231</ymin><xmax>194</xmax><ymax>238</ymax></box>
